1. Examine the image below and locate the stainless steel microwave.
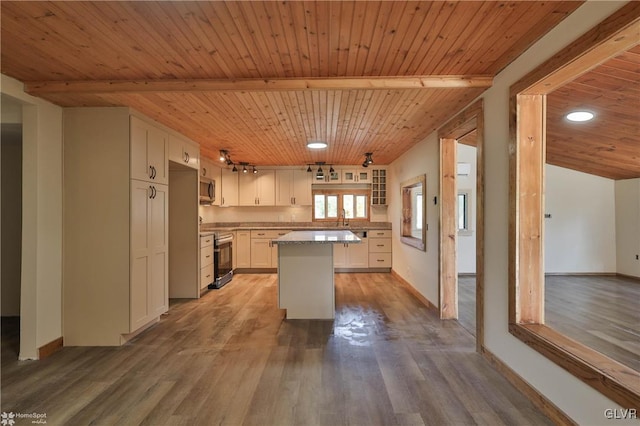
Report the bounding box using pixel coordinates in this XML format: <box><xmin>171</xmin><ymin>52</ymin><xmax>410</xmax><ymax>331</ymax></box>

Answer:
<box><xmin>199</xmin><ymin>177</ymin><xmax>215</xmax><ymax>205</ymax></box>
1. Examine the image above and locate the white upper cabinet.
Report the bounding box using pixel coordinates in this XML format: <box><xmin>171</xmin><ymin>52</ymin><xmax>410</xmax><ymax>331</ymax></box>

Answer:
<box><xmin>220</xmin><ymin>167</ymin><xmax>239</xmax><ymax>207</ymax></box>
<box><xmin>239</xmin><ymin>170</ymin><xmax>275</xmax><ymax>206</ymax></box>
<box><xmin>130</xmin><ymin>116</ymin><xmax>169</xmax><ymax>185</ymax></box>
<box><xmin>275</xmin><ymin>169</ymin><xmax>312</xmax><ymax>206</ymax></box>
<box><xmin>201</xmin><ymin>159</ymin><xmax>222</xmax><ymax>206</ymax></box>
<box><xmin>169</xmin><ymin>134</ymin><xmax>199</xmax><ymax>169</ymax></box>
<box><xmin>341</xmin><ymin>169</ymin><xmax>371</xmax><ymax>184</ymax></box>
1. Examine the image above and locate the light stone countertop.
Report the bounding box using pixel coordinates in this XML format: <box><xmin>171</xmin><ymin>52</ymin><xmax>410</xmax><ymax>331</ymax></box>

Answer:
<box><xmin>272</xmin><ymin>230</ymin><xmax>361</xmax><ymax>245</ymax></box>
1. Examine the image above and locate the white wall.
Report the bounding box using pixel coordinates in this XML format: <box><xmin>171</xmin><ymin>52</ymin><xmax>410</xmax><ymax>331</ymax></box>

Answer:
<box><xmin>544</xmin><ymin>165</ymin><xmax>616</xmax><ymax>273</ymax></box>
<box><xmin>615</xmin><ymin>178</ymin><xmax>640</xmax><ymax>277</ymax></box>
<box><xmin>457</xmin><ymin>144</ymin><xmax>477</xmax><ymax>274</ymax></box>
<box><xmin>389</xmin><ymin>133</ymin><xmax>440</xmax><ymax>305</ymax></box>
<box><xmin>2</xmin><ymin>74</ymin><xmax>63</xmax><ymax>359</ymax></box>
<box><xmin>391</xmin><ymin>2</ymin><xmax>634</xmax><ymax>423</ymax></box>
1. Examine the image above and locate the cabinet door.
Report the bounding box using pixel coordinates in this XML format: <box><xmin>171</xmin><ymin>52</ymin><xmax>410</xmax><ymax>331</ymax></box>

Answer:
<box><xmin>130</xmin><ymin>117</ymin><xmax>151</xmax><ymax>183</ymax></box>
<box><xmin>220</xmin><ymin>168</ymin><xmax>239</xmax><ymax>206</ymax></box>
<box><xmin>232</xmin><ymin>231</ymin><xmax>237</xmax><ymax>270</ymax></box>
<box><xmin>275</xmin><ymin>170</ymin><xmax>293</xmax><ymax>206</ymax></box>
<box><xmin>183</xmin><ymin>140</ymin><xmax>200</xmax><ymax>169</ymax></box>
<box><xmin>250</xmin><ymin>239</ymin><xmax>272</xmax><ymax>267</ymax></box>
<box><xmin>236</xmin><ymin>231</ymin><xmax>251</xmax><ymax>268</ymax></box>
<box><xmin>356</xmin><ymin>170</ymin><xmax>371</xmax><ymax>183</ymax></box>
<box><xmin>147</xmin><ymin>125</ymin><xmax>169</xmax><ymax>185</ymax></box>
<box><xmin>342</xmin><ymin>169</ymin><xmax>357</xmax><ymax>183</ymax></box>
<box><xmin>333</xmin><ymin>243</ymin><xmax>347</xmax><ymax>268</ymax></box>
<box><xmin>347</xmin><ymin>239</ymin><xmax>369</xmax><ymax>268</ymax></box>
<box><xmin>131</xmin><ymin>116</ymin><xmax>168</xmax><ymax>185</ymax></box>
<box><xmin>238</xmin><ymin>172</ymin><xmax>258</xmax><ymax>206</ymax></box>
<box><xmin>292</xmin><ymin>169</ymin><xmax>312</xmax><ymax>205</ymax></box>
<box><xmin>130</xmin><ymin>180</ymin><xmax>151</xmax><ymax>331</ymax></box>
<box><xmin>149</xmin><ymin>184</ymin><xmax>169</xmax><ymax>316</ymax></box>
<box><xmin>257</xmin><ymin>170</ymin><xmax>275</xmax><ymax>206</ymax></box>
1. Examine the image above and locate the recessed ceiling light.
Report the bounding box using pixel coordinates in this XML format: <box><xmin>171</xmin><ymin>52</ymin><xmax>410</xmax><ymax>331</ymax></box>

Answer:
<box><xmin>566</xmin><ymin>111</ymin><xmax>594</xmax><ymax>122</ymax></box>
<box><xmin>307</xmin><ymin>140</ymin><xmax>328</xmax><ymax>149</ymax></box>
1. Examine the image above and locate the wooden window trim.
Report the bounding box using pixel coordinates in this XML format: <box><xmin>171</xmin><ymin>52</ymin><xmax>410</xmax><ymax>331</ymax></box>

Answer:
<box><xmin>509</xmin><ymin>3</ymin><xmax>640</xmax><ymax>409</ymax></box>
<box><xmin>312</xmin><ymin>189</ymin><xmax>370</xmax><ymax>222</ymax></box>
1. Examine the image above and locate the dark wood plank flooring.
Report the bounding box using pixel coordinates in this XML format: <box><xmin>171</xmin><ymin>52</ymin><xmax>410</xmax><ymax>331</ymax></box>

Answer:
<box><xmin>2</xmin><ymin>273</ymin><xmax>551</xmax><ymax>425</ymax></box>
<box><xmin>457</xmin><ymin>274</ymin><xmax>640</xmax><ymax>371</ymax></box>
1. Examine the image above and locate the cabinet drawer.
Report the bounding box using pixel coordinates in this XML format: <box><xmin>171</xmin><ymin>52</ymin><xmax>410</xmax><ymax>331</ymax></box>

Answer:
<box><xmin>250</xmin><ymin>229</ymin><xmax>291</xmax><ymax>239</ymax></box>
<box><xmin>200</xmin><ymin>264</ymin><xmax>214</xmax><ymax>289</ymax></box>
<box><xmin>369</xmin><ymin>253</ymin><xmax>391</xmax><ymax>267</ymax></box>
<box><xmin>200</xmin><ymin>246</ymin><xmax>214</xmax><ymax>267</ymax></box>
<box><xmin>200</xmin><ymin>235</ymin><xmax>214</xmax><ymax>248</ymax></box>
<box><xmin>369</xmin><ymin>238</ymin><xmax>391</xmax><ymax>253</ymax></box>
<box><xmin>369</xmin><ymin>229</ymin><xmax>391</xmax><ymax>238</ymax></box>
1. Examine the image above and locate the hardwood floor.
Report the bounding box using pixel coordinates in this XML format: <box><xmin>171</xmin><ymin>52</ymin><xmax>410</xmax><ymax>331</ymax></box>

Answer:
<box><xmin>2</xmin><ymin>273</ymin><xmax>551</xmax><ymax>425</ymax></box>
<box><xmin>457</xmin><ymin>274</ymin><xmax>640</xmax><ymax>371</ymax></box>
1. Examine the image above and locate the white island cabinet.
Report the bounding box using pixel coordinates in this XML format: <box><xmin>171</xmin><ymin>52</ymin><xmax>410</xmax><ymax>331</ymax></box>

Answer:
<box><xmin>273</xmin><ymin>230</ymin><xmax>360</xmax><ymax>320</ymax></box>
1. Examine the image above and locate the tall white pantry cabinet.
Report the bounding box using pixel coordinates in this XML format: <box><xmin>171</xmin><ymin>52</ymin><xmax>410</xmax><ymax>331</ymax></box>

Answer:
<box><xmin>63</xmin><ymin>108</ymin><xmax>169</xmax><ymax>346</ymax></box>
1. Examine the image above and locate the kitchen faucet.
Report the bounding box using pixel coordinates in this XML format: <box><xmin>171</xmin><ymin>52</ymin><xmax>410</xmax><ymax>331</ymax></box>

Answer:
<box><xmin>341</xmin><ymin>209</ymin><xmax>348</xmax><ymax>227</ymax></box>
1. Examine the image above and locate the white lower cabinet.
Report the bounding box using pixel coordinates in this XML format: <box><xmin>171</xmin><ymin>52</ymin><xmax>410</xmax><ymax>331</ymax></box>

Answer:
<box><xmin>200</xmin><ymin>235</ymin><xmax>214</xmax><ymax>289</ymax></box>
<box><xmin>250</xmin><ymin>230</ymin><xmax>290</xmax><ymax>268</ymax></box>
<box><xmin>236</xmin><ymin>231</ymin><xmax>252</xmax><ymax>268</ymax></box>
<box><xmin>368</xmin><ymin>230</ymin><xmax>392</xmax><ymax>268</ymax></box>
<box><xmin>333</xmin><ymin>235</ymin><xmax>369</xmax><ymax>269</ymax></box>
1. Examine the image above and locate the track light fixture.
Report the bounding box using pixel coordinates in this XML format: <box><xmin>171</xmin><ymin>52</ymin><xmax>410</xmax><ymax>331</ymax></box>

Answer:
<box><xmin>252</xmin><ymin>166</ymin><xmax>258</xmax><ymax>174</ymax></box>
<box><xmin>219</xmin><ymin>149</ymin><xmax>234</xmax><ymax>166</ymax></box>
<box><xmin>232</xmin><ymin>164</ymin><xmax>238</xmax><ymax>172</ymax></box>
<box><xmin>315</xmin><ymin>162</ymin><xmax>325</xmax><ymax>180</ymax></box>
<box><xmin>362</xmin><ymin>152</ymin><xmax>373</xmax><ymax>168</ymax></box>
<box><xmin>329</xmin><ymin>165</ymin><xmax>335</xmax><ymax>173</ymax></box>
<box><xmin>306</xmin><ymin>165</ymin><xmax>312</xmax><ymax>173</ymax></box>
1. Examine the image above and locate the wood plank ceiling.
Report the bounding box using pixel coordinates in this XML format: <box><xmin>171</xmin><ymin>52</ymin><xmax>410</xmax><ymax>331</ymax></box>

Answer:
<box><xmin>546</xmin><ymin>45</ymin><xmax>640</xmax><ymax>180</ymax></box>
<box><xmin>1</xmin><ymin>1</ymin><xmax>585</xmax><ymax>167</ymax></box>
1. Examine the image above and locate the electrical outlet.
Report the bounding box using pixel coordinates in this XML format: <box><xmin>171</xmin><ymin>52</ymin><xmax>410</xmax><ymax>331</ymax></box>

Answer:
<box><xmin>636</xmin><ymin>254</ymin><xmax>639</xmax><ymax>260</ymax></box>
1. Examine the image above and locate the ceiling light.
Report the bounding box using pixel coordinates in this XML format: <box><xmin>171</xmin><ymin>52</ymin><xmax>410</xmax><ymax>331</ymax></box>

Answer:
<box><xmin>219</xmin><ymin>149</ymin><xmax>228</xmax><ymax>162</ymax></box>
<box><xmin>307</xmin><ymin>140</ymin><xmax>328</xmax><ymax>149</ymax></box>
<box><xmin>566</xmin><ymin>111</ymin><xmax>594</xmax><ymax>122</ymax></box>
<box><xmin>329</xmin><ymin>165</ymin><xmax>335</xmax><ymax>173</ymax></box>
<box><xmin>232</xmin><ymin>164</ymin><xmax>238</xmax><ymax>172</ymax></box>
<box><xmin>243</xmin><ymin>165</ymin><xmax>248</xmax><ymax>173</ymax></box>
<box><xmin>307</xmin><ymin>165</ymin><xmax>312</xmax><ymax>173</ymax></box>
<box><xmin>316</xmin><ymin>166</ymin><xmax>324</xmax><ymax>180</ymax></box>
<box><xmin>363</xmin><ymin>152</ymin><xmax>373</xmax><ymax>167</ymax></box>
<box><xmin>252</xmin><ymin>166</ymin><xmax>257</xmax><ymax>174</ymax></box>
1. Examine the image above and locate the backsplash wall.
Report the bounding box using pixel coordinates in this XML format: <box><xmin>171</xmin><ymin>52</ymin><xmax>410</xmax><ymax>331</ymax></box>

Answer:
<box><xmin>199</xmin><ymin>205</ymin><xmax>388</xmax><ymax>224</ymax></box>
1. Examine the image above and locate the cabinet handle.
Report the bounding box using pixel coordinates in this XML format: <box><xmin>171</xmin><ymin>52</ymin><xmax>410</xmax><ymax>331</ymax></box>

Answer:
<box><xmin>202</xmin><ymin>167</ymin><xmax>207</xmax><ymax>176</ymax></box>
<box><xmin>377</xmin><ymin>259</ymin><xmax>384</xmax><ymax>262</ymax></box>
<box><xmin>293</xmin><ymin>197</ymin><xmax>296</xmax><ymax>204</ymax></box>
<box><xmin>184</xmin><ymin>152</ymin><xmax>190</xmax><ymax>163</ymax></box>
<box><xmin>206</xmin><ymin>274</ymin><xmax>211</xmax><ymax>278</ymax></box>
<box><xmin>206</xmin><ymin>255</ymin><xmax>211</xmax><ymax>259</ymax></box>
<box><xmin>208</xmin><ymin>182</ymin><xmax>214</xmax><ymax>198</ymax></box>
<box><xmin>222</xmin><ymin>197</ymin><xmax>225</xmax><ymax>205</ymax></box>
<box><xmin>205</xmin><ymin>239</ymin><xmax>211</xmax><ymax>244</ymax></box>
<box><xmin>153</xmin><ymin>186</ymin><xmax>157</xmax><ymax>199</ymax></box>
<box><xmin>377</xmin><ymin>244</ymin><xmax>384</xmax><ymax>247</ymax></box>
<box><xmin>257</xmin><ymin>233</ymin><xmax>265</xmax><ymax>236</ymax></box>
<box><xmin>149</xmin><ymin>186</ymin><xmax>153</xmax><ymax>199</ymax></box>
<box><xmin>150</xmin><ymin>165</ymin><xmax>157</xmax><ymax>179</ymax></box>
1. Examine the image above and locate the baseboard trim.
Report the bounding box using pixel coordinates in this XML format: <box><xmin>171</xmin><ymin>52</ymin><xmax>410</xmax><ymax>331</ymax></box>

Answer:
<box><xmin>544</xmin><ymin>272</ymin><xmax>615</xmax><ymax>276</ymax></box>
<box><xmin>38</xmin><ymin>336</ymin><xmax>63</xmax><ymax>359</ymax></box>
<box><xmin>616</xmin><ymin>273</ymin><xmax>640</xmax><ymax>282</ymax></box>
<box><xmin>391</xmin><ymin>269</ymin><xmax>438</xmax><ymax>312</ymax></box>
<box><xmin>480</xmin><ymin>346</ymin><xmax>576</xmax><ymax>426</ymax></box>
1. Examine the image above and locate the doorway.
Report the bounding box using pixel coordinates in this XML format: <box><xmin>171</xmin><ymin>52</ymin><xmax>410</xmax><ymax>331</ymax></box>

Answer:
<box><xmin>1</xmin><ymin>94</ymin><xmax>24</xmax><ymax>358</ymax></box>
<box><xmin>438</xmin><ymin>99</ymin><xmax>485</xmax><ymax>351</ymax></box>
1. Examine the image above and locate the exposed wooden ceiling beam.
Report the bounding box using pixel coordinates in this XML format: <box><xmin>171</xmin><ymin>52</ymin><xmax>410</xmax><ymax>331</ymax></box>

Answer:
<box><xmin>25</xmin><ymin>76</ymin><xmax>493</xmax><ymax>95</ymax></box>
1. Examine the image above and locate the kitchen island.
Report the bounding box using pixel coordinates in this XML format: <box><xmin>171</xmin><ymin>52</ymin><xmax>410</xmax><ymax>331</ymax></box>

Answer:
<box><xmin>273</xmin><ymin>230</ymin><xmax>361</xmax><ymax>319</ymax></box>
